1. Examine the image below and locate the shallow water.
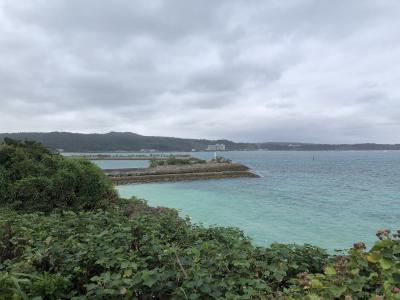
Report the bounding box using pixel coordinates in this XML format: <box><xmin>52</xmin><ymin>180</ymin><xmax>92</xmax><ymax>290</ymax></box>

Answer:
<box><xmin>111</xmin><ymin>151</ymin><xmax>399</xmax><ymax>250</ymax></box>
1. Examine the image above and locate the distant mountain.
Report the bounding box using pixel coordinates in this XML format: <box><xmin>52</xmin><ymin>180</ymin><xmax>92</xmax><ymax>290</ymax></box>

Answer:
<box><xmin>0</xmin><ymin>132</ymin><xmax>399</xmax><ymax>152</ymax></box>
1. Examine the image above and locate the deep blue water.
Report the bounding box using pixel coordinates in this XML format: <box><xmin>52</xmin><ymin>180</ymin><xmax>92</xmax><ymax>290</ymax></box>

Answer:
<box><xmin>102</xmin><ymin>151</ymin><xmax>398</xmax><ymax>251</ymax></box>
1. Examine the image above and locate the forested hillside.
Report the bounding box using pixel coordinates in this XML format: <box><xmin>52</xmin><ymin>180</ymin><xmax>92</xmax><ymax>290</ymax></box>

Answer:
<box><xmin>0</xmin><ymin>132</ymin><xmax>239</xmax><ymax>152</ymax></box>
<box><xmin>0</xmin><ymin>132</ymin><xmax>399</xmax><ymax>152</ymax></box>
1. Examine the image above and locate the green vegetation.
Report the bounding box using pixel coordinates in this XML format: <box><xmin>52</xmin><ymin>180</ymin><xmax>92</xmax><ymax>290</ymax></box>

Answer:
<box><xmin>0</xmin><ymin>132</ymin><xmax>235</xmax><ymax>152</ymax></box>
<box><xmin>2</xmin><ymin>131</ymin><xmax>400</xmax><ymax>152</ymax></box>
<box><xmin>150</xmin><ymin>156</ymin><xmax>206</xmax><ymax>168</ymax></box>
<box><xmin>1</xmin><ymin>201</ymin><xmax>400</xmax><ymax>299</ymax></box>
<box><xmin>149</xmin><ymin>155</ymin><xmax>231</xmax><ymax>168</ymax></box>
<box><xmin>1</xmin><ymin>139</ymin><xmax>399</xmax><ymax>299</ymax></box>
<box><xmin>0</xmin><ymin>138</ymin><xmax>117</xmax><ymax>212</ymax></box>
<box><xmin>211</xmin><ymin>156</ymin><xmax>232</xmax><ymax>164</ymax></box>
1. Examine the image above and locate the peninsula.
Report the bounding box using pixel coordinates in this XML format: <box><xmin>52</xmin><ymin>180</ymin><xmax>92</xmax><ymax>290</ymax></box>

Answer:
<box><xmin>68</xmin><ymin>153</ymin><xmax>191</xmax><ymax>160</ymax></box>
<box><xmin>99</xmin><ymin>156</ymin><xmax>259</xmax><ymax>184</ymax></box>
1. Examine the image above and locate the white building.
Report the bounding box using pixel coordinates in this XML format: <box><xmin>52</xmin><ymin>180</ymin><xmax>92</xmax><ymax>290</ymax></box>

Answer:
<box><xmin>206</xmin><ymin>144</ymin><xmax>226</xmax><ymax>151</ymax></box>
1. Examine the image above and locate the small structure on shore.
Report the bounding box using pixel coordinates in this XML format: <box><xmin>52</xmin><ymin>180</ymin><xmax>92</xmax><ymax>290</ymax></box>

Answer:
<box><xmin>206</xmin><ymin>144</ymin><xmax>226</xmax><ymax>151</ymax></box>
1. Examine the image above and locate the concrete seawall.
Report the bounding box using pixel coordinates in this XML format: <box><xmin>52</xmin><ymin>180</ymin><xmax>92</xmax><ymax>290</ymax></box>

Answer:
<box><xmin>70</xmin><ymin>155</ymin><xmax>190</xmax><ymax>161</ymax></box>
<box><xmin>103</xmin><ymin>163</ymin><xmax>259</xmax><ymax>185</ymax></box>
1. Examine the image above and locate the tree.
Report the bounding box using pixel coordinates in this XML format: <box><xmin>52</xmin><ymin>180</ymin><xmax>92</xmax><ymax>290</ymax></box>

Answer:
<box><xmin>0</xmin><ymin>139</ymin><xmax>117</xmax><ymax>212</ymax></box>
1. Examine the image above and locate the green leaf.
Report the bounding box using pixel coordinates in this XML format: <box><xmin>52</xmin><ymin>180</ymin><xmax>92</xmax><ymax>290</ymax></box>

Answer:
<box><xmin>393</xmin><ymin>245</ymin><xmax>400</xmax><ymax>254</ymax></box>
<box><xmin>191</xmin><ymin>247</ymin><xmax>201</xmax><ymax>257</ymax></box>
<box><xmin>44</xmin><ymin>236</ymin><xmax>52</xmax><ymax>245</ymax></box>
<box><xmin>123</xmin><ymin>269</ymin><xmax>133</xmax><ymax>278</ymax></box>
<box><xmin>373</xmin><ymin>239</ymin><xmax>393</xmax><ymax>250</ymax></box>
<box><xmin>324</xmin><ymin>266</ymin><xmax>336</xmax><ymax>276</ymax></box>
<box><xmin>141</xmin><ymin>271</ymin><xmax>157</xmax><ymax>287</ymax></box>
<box><xmin>392</xmin><ymin>273</ymin><xmax>400</xmax><ymax>283</ymax></box>
<box><xmin>379</xmin><ymin>258</ymin><xmax>393</xmax><ymax>270</ymax></box>
<box><xmin>329</xmin><ymin>286</ymin><xmax>347</xmax><ymax>298</ymax></box>
<box><xmin>85</xmin><ymin>283</ymin><xmax>98</xmax><ymax>291</ymax></box>
<box><xmin>311</xmin><ymin>279</ymin><xmax>323</xmax><ymax>289</ymax></box>
<box><xmin>350</xmin><ymin>268</ymin><xmax>360</xmax><ymax>275</ymax></box>
<box><xmin>367</xmin><ymin>251</ymin><xmax>381</xmax><ymax>263</ymax></box>
<box><xmin>348</xmin><ymin>279</ymin><xmax>364</xmax><ymax>292</ymax></box>
<box><xmin>368</xmin><ymin>272</ymin><xmax>379</xmax><ymax>280</ymax></box>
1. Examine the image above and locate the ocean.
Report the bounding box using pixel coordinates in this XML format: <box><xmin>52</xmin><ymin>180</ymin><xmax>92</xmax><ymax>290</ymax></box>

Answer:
<box><xmin>92</xmin><ymin>151</ymin><xmax>400</xmax><ymax>251</ymax></box>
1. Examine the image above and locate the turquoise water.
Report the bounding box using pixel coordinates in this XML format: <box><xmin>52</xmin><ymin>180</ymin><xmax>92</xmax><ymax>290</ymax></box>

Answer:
<box><xmin>115</xmin><ymin>151</ymin><xmax>400</xmax><ymax>251</ymax></box>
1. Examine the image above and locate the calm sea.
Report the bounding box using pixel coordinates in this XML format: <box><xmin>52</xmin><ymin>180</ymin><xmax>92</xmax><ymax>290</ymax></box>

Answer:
<box><xmin>90</xmin><ymin>151</ymin><xmax>400</xmax><ymax>251</ymax></box>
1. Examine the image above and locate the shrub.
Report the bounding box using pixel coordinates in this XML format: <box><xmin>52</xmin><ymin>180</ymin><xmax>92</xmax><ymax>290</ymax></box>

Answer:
<box><xmin>0</xmin><ymin>199</ymin><xmax>329</xmax><ymax>299</ymax></box>
<box><xmin>284</xmin><ymin>231</ymin><xmax>400</xmax><ymax>299</ymax></box>
<box><xmin>0</xmin><ymin>139</ymin><xmax>117</xmax><ymax>212</ymax></box>
<box><xmin>211</xmin><ymin>156</ymin><xmax>232</xmax><ymax>163</ymax></box>
<box><xmin>150</xmin><ymin>156</ymin><xmax>206</xmax><ymax>168</ymax></box>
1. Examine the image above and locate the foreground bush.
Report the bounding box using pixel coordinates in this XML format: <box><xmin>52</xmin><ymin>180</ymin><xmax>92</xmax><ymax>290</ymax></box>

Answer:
<box><xmin>0</xmin><ymin>138</ymin><xmax>117</xmax><ymax>212</ymax></box>
<box><xmin>1</xmin><ymin>199</ymin><xmax>399</xmax><ymax>299</ymax></box>
<box><xmin>0</xmin><ymin>199</ymin><xmax>327</xmax><ymax>299</ymax></box>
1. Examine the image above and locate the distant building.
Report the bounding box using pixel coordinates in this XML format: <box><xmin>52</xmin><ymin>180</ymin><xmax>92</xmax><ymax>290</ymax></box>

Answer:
<box><xmin>206</xmin><ymin>144</ymin><xmax>226</xmax><ymax>151</ymax></box>
<box><xmin>57</xmin><ymin>149</ymin><xmax>64</xmax><ymax>153</ymax></box>
<box><xmin>140</xmin><ymin>149</ymin><xmax>157</xmax><ymax>152</ymax></box>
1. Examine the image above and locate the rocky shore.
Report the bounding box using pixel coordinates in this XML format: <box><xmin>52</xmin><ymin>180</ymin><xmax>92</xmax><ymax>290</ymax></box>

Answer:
<box><xmin>103</xmin><ymin>163</ymin><xmax>259</xmax><ymax>184</ymax></box>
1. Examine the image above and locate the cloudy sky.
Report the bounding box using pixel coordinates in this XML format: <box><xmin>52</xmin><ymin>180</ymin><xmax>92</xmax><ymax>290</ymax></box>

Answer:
<box><xmin>0</xmin><ymin>0</ymin><xmax>399</xmax><ymax>143</ymax></box>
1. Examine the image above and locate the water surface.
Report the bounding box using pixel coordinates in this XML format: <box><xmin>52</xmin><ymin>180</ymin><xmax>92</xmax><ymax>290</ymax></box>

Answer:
<box><xmin>113</xmin><ymin>151</ymin><xmax>399</xmax><ymax>250</ymax></box>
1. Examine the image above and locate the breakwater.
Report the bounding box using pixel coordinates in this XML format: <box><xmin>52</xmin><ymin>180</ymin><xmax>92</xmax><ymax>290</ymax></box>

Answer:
<box><xmin>104</xmin><ymin>163</ymin><xmax>259</xmax><ymax>184</ymax></box>
<box><xmin>69</xmin><ymin>154</ymin><xmax>190</xmax><ymax>160</ymax></box>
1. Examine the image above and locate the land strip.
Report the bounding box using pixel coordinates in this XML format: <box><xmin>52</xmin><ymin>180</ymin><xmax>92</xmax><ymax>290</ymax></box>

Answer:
<box><xmin>69</xmin><ymin>154</ymin><xmax>190</xmax><ymax>160</ymax></box>
<box><xmin>103</xmin><ymin>163</ymin><xmax>259</xmax><ymax>184</ymax></box>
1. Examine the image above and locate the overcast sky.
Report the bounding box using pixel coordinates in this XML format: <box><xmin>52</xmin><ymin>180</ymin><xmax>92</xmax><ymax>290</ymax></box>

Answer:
<box><xmin>0</xmin><ymin>1</ymin><xmax>399</xmax><ymax>143</ymax></box>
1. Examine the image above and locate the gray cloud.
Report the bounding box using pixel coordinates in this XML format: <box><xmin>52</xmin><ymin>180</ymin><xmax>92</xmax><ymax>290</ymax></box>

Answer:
<box><xmin>0</xmin><ymin>0</ymin><xmax>399</xmax><ymax>143</ymax></box>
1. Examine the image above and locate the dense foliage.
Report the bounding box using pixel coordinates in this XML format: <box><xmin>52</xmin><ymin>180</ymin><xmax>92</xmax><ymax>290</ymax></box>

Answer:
<box><xmin>0</xmin><ymin>138</ymin><xmax>117</xmax><ymax>212</ymax></box>
<box><xmin>0</xmin><ymin>199</ymin><xmax>327</xmax><ymax>299</ymax></box>
<box><xmin>150</xmin><ymin>156</ymin><xmax>206</xmax><ymax>168</ymax></box>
